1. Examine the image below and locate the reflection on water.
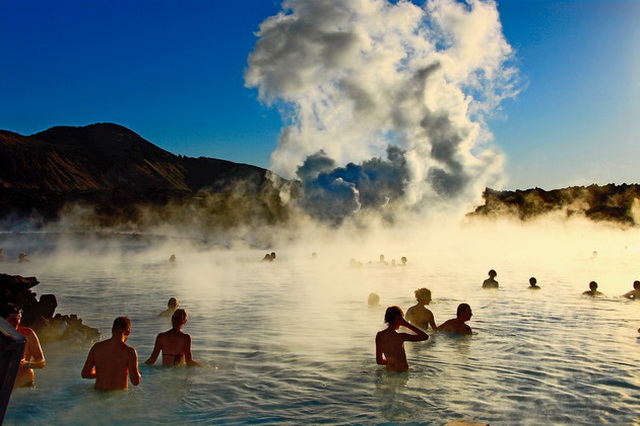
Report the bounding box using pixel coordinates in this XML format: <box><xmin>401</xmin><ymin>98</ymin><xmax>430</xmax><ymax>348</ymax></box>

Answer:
<box><xmin>1</xmin><ymin>230</ymin><xmax>640</xmax><ymax>424</ymax></box>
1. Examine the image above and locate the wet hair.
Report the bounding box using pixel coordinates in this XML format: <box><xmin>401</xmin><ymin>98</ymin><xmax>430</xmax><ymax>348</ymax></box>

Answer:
<box><xmin>112</xmin><ymin>316</ymin><xmax>131</xmax><ymax>332</ymax></box>
<box><xmin>384</xmin><ymin>306</ymin><xmax>404</xmax><ymax>325</ymax></box>
<box><xmin>171</xmin><ymin>308</ymin><xmax>188</xmax><ymax>328</ymax></box>
<box><xmin>488</xmin><ymin>269</ymin><xmax>497</xmax><ymax>277</ymax></box>
<box><xmin>414</xmin><ymin>288</ymin><xmax>431</xmax><ymax>302</ymax></box>
<box><xmin>529</xmin><ymin>277</ymin><xmax>537</xmax><ymax>285</ymax></box>
<box><xmin>168</xmin><ymin>297</ymin><xmax>179</xmax><ymax>308</ymax></box>
<box><xmin>634</xmin><ymin>280</ymin><xmax>640</xmax><ymax>289</ymax></box>
<box><xmin>456</xmin><ymin>303</ymin><xmax>471</xmax><ymax>317</ymax></box>
<box><xmin>0</xmin><ymin>302</ymin><xmax>22</xmax><ymax>319</ymax></box>
<box><xmin>589</xmin><ymin>281</ymin><xmax>598</xmax><ymax>290</ymax></box>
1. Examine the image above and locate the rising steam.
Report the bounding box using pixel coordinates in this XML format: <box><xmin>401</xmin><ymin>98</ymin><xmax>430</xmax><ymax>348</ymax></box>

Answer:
<box><xmin>246</xmin><ymin>0</ymin><xmax>519</xmax><ymax>225</ymax></box>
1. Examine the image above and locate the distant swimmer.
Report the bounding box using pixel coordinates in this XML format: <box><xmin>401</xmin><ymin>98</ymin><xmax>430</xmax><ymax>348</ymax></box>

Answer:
<box><xmin>378</xmin><ymin>254</ymin><xmax>387</xmax><ymax>265</ymax></box>
<box><xmin>438</xmin><ymin>303</ymin><xmax>473</xmax><ymax>335</ymax></box>
<box><xmin>169</xmin><ymin>254</ymin><xmax>176</xmax><ymax>262</ymax></box>
<box><xmin>158</xmin><ymin>297</ymin><xmax>179</xmax><ymax>318</ymax></box>
<box><xmin>482</xmin><ymin>269</ymin><xmax>499</xmax><ymax>289</ymax></box>
<box><xmin>270</xmin><ymin>252</ymin><xmax>276</xmax><ymax>261</ymax></box>
<box><xmin>18</xmin><ymin>253</ymin><xmax>29</xmax><ymax>263</ymax></box>
<box><xmin>582</xmin><ymin>281</ymin><xmax>604</xmax><ymax>297</ymax></box>
<box><xmin>406</xmin><ymin>288</ymin><xmax>437</xmax><ymax>331</ymax></box>
<box><xmin>621</xmin><ymin>280</ymin><xmax>640</xmax><ymax>300</ymax></box>
<box><xmin>145</xmin><ymin>309</ymin><xmax>200</xmax><ymax>367</ymax></box>
<box><xmin>528</xmin><ymin>277</ymin><xmax>541</xmax><ymax>290</ymax></box>
<box><xmin>1</xmin><ymin>303</ymin><xmax>46</xmax><ymax>387</ymax></box>
<box><xmin>368</xmin><ymin>292</ymin><xmax>380</xmax><ymax>306</ymax></box>
<box><xmin>0</xmin><ymin>247</ymin><xmax>4</xmax><ymax>262</ymax></box>
<box><xmin>375</xmin><ymin>306</ymin><xmax>429</xmax><ymax>372</ymax></box>
<box><xmin>81</xmin><ymin>316</ymin><xmax>141</xmax><ymax>391</ymax></box>
<box><xmin>400</xmin><ymin>256</ymin><xmax>407</xmax><ymax>266</ymax></box>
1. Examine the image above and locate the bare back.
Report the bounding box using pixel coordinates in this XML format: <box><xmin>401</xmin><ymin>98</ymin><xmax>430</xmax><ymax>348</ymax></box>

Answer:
<box><xmin>82</xmin><ymin>338</ymin><xmax>140</xmax><ymax>390</ymax></box>
<box><xmin>146</xmin><ymin>329</ymin><xmax>195</xmax><ymax>366</ymax></box>
<box><xmin>438</xmin><ymin>318</ymin><xmax>472</xmax><ymax>335</ymax></box>
<box><xmin>406</xmin><ymin>305</ymin><xmax>436</xmax><ymax>330</ymax></box>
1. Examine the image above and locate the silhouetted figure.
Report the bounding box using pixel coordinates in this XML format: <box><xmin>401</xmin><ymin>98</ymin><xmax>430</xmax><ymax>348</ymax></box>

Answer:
<box><xmin>0</xmin><ymin>303</ymin><xmax>46</xmax><ymax>387</ymax></box>
<box><xmin>378</xmin><ymin>254</ymin><xmax>387</xmax><ymax>265</ymax></box>
<box><xmin>482</xmin><ymin>269</ymin><xmax>499</xmax><ymax>289</ymax></box>
<box><xmin>145</xmin><ymin>309</ymin><xmax>199</xmax><ymax>367</ymax></box>
<box><xmin>18</xmin><ymin>253</ymin><xmax>29</xmax><ymax>263</ymax></box>
<box><xmin>81</xmin><ymin>316</ymin><xmax>141</xmax><ymax>390</ymax></box>
<box><xmin>582</xmin><ymin>281</ymin><xmax>604</xmax><ymax>297</ymax></box>
<box><xmin>438</xmin><ymin>303</ymin><xmax>473</xmax><ymax>335</ymax></box>
<box><xmin>528</xmin><ymin>277</ymin><xmax>541</xmax><ymax>290</ymax></box>
<box><xmin>270</xmin><ymin>252</ymin><xmax>276</xmax><ymax>261</ymax></box>
<box><xmin>406</xmin><ymin>288</ymin><xmax>437</xmax><ymax>331</ymax></box>
<box><xmin>375</xmin><ymin>306</ymin><xmax>428</xmax><ymax>372</ymax></box>
<box><xmin>368</xmin><ymin>292</ymin><xmax>380</xmax><ymax>306</ymax></box>
<box><xmin>169</xmin><ymin>254</ymin><xmax>176</xmax><ymax>262</ymax></box>
<box><xmin>621</xmin><ymin>280</ymin><xmax>640</xmax><ymax>300</ymax></box>
<box><xmin>400</xmin><ymin>256</ymin><xmax>407</xmax><ymax>266</ymax></box>
<box><xmin>159</xmin><ymin>297</ymin><xmax>179</xmax><ymax>317</ymax></box>
<box><xmin>0</xmin><ymin>248</ymin><xmax>4</xmax><ymax>262</ymax></box>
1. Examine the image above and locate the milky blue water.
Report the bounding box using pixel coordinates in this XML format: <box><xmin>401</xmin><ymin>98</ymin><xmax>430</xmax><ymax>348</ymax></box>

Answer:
<box><xmin>1</xmin><ymin>227</ymin><xmax>640</xmax><ymax>425</ymax></box>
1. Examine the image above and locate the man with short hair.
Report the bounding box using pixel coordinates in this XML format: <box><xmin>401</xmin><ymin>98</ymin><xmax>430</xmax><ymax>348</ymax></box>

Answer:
<box><xmin>0</xmin><ymin>303</ymin><xmax>46</xmax><ymax>387</ymax></box>
<box><xmin>438</xmin><ymin>303</ymin><xmax>473</xmax><ymax>335</ymax></box>
<box><xmin>81</xmin><ymin>316</ymin><xmax>141</xmax><ymax>390</ymax></box>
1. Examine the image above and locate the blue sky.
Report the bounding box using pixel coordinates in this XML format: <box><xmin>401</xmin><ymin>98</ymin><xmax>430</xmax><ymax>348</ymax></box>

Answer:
<box><xmin>1</xmin><ymin>0</ymin><xmax>638</xmax><ymax>190</ymax></box>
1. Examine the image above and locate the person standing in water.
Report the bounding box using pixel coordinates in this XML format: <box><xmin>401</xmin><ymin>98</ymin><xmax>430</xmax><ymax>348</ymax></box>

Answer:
<box><xmin>375</xmin><ymin>306</ymin><xmax>429</xmax><ymax>372</ymax></box>
<box><xmin>438</xmin><ymin>303</ymin><xmax>473</xmax><ymax>335</ymax></box>
<box><xmin>621</xmin><ymin>280</ymin><xmax>640</xmax><ymax>300</ymax></box>
<box><xmin>406</xmin><ymin>287</ymin><xmax>437</xmax><ymax>331</ymax></box>
<box><xmin>528</xmin><ymin>277</ymin><xmax>541</xmax><ymax>290</ymax></box>
<box><xmin>482</xmin><ymin>269</ymin><xmax>499</xmax><ymax>288</ymax></box>
<box><xmin>81</xmin><ymin>316</ymin><xmax>141</xmax><ymax>391</ymax></box>
<box><xmin>0</xmin><ymin>303</ymin><xmax>46</xmax><ymax>387</ymax></box>
<box><xmin>158</xmin><ymin>297</ymin><xmax>179</xmax><ymax>317</ymax></box>
<box><xmin>145</xmin><ymin>309</ymin><xmax>200</xmax><ymax>367</ymax></box>
<box><xmin>582</xmin><ymin>281</ymin><xmax>604</xmax><ymax>297</ymax></box>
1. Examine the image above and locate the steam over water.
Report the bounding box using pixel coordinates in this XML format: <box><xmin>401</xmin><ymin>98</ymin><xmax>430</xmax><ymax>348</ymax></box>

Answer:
<box><xmin>246</xmin><ymin>0</ymin><xmax>519</xmax><ymax>224</ymax></box>
<box><xmin>3</xmin><ymin>221</ymin><xmax>640</xmax><ymax>424</ymax></box>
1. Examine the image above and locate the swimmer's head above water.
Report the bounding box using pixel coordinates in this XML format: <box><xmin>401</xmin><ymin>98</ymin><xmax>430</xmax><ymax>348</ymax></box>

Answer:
<box><xmin>384</xmin><ymin>306</ymin><xmax>404</xmax><ymax>326</ymax></box>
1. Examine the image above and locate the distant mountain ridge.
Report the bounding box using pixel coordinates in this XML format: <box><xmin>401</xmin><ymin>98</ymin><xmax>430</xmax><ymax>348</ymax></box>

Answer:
<box><xmin>0</xmin><ymin>123</ymin><xmax>291</xmax><ymax>229</ymax></box>
<box><xmin>0</xmin><ymin>123</ymin><xmax>267</xmax><ymax>192</ymax></box>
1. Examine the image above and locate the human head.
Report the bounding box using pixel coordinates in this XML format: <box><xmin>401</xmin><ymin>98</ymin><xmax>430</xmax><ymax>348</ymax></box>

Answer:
<box><xmin>633</xmin><ymin>280</ymin><xmax>640</xmax><ymax>290</ymax></box>
<box><xmin>270</xmin><ymin>252</ymin><xmax>276</xmax><ymax>260</ymax></box>
<box><xmin>589</xmin><ymin>281</ymin><xmax>598</xmax><ymax>291</ymax></box>
<box><xmin>401</xmin><ymin>256</ymin><xmax>407</xmax><ymax>265</ymax></box>
<box><xmin>171</xmin><ymin>308</ymin><xmax>188</xmax><ymax>329</ymax></box>
<box><xmin>0</xmin><ymin>303</ymin><xmax>23</xmax><ymax>329</ymax></box>
<box><xmin>169</xmin><ymin>254</ymin><xmax>176</xmax><ymax>262</ymax></box>
<box><xmin>367</xmin><ymin>292</ymin><xmax>380</xmax><ymax>306</ymax></box>
<box><xmin>112</xmin><ymin>316</ymin><xmax>131</xmax><ymax>336</ymax></box>
<box><xmin>384</xmin><ymin>306</ymin><xmax>404</xmax><ymax>326</ymax></box>
<box><xmin>414</xmin><ymin>288</ymin><xmax>432</xmax><ymax>304</ymax></box>
<box><xmin>168</xmin><ymin>297</ymin><xmax>179</xmax><ymax>309</ymax></box>
<box><xmin>488</xmin><ymin>269</ymin><xmax>497</xmax><ymax>278</ymax></box>
<box><xmin>529</xmin><ymin>277</ymin><xmax>537</xmax><ymax>286</ymax></box>
<box><xmin>456</xmin><ymin>303</ymin><xmax>472</xmax><ymax>321</ymax></box>
<box><xmin>379</xmin><ymin>254</ymin><xmax>385</xmax><ymax>262</ymax></box>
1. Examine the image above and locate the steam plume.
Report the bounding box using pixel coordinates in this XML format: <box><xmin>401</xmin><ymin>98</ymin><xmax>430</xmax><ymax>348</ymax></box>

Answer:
<box><xmin>246</xmin><ymin>0</ymin><xmax>519</xmax><ymax>224</ymax></box>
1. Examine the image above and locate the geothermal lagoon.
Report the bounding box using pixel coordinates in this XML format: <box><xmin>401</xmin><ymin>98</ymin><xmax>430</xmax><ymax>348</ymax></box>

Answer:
<box><xmin>2</xmin><ymin>220</ymin><xmax>640</xmax><ymax>424</ymax></box>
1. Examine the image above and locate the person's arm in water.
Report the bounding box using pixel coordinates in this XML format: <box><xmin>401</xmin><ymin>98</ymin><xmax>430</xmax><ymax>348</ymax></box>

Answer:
<box><xmin>184</xmin><ymin>334</ymin><xmax>200</xmax><ymax>367</ymax></box>
<box><xmin>375</xmin><ymin>333</ymin><xmax>387</xmax><ymax>366</ymax></box>
<box><xmin>23</xmin><ymin>328</ymin><xmax>45</xmax><ymax>369</ymax></box>
<box><xmin>397</xmin><ymin>317</ymin><xmax>429</xmax><ymax>341</ymax></box>
<box><xmin>128</xmin><ymin>347</ymin><xmax>141</xmax><ymax>386</ymax></box>
<box><xmin>81</xmin><ymin>345</ymin><xmax>97</xmax><ymax>379</ymax></box>
<box><xmin>144</xmin><ymin>334</ymin><xmax>162</xmax><ymax>365</ymax></box>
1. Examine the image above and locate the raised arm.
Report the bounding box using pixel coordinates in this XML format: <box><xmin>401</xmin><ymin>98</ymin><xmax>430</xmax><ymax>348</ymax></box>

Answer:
<box><xmin>128</xmin><ymin>348</ymin><xmax>141</xmax><ymax>386</ymax></box>
<box><xmin>144</xmin><ymin>334</ymin><xmax>162</xmax><ymax>365</ymax></box>
<box><xmin>81</xmin><ymin>346</ymin><xmax>96</xmax><ymax>379</ymax></box>
<box><xmin>397</xmin><ymin>317</ymin><xmax>429</xmax><ymax>341</ymax></box>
